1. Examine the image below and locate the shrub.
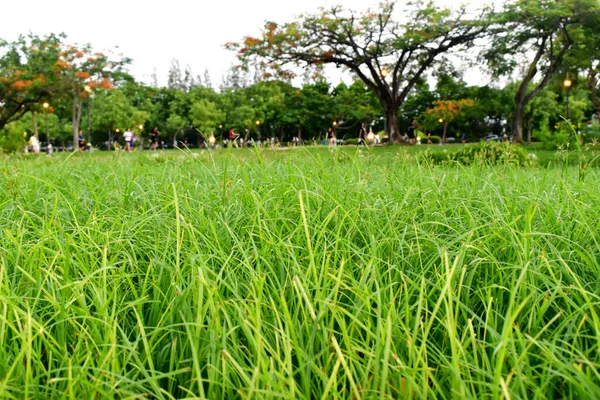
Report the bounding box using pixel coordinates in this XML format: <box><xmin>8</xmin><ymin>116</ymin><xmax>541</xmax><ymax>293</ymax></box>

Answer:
<box><xmin>424</xmin><ymin>135</ymin><xmax>441</xmax><ymax>144</ymax></box>
<box><xmin>0</xmin><ymin>123</ymin><xmax>27</xmax><ymax>153</ymax></box>
<box><xmin>582</xmin><ymin>130</ymin><xmax>600</xmax><ymax>144</ymax></box>
<box><xmin>533</xmin><ymin>124</ymin><xmax>569</xmax><ymax>150</ymax></box>
<box><xmin>345</xmin><ymin>138</ymin><xmax>359</xmax><ymax>145</ymax></box>
<box><xmin>418</xmin><ymin>141</ymin><xmax>536</xmax><ymax>167</ymax></box>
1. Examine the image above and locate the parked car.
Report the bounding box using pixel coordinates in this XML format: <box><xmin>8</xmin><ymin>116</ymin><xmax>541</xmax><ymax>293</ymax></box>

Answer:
<box><xmin>484</xmin><ymin>134</ymin><xmax>500</xmax><ymax>142</ymax></box>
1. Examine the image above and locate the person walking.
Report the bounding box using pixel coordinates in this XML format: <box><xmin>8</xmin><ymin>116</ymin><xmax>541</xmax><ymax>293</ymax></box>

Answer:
<box><xmin>29</xmin><ymin>135</ymin><xmax>40</xmax><ymax>154</ymax></box>
<box><xmin>149</xmin><ymin>127</ymin><xmax>160</xmax><ymax>151</ymax></box>
<box><xmin>228</xmin><ymin>128</ymin><xmax>239</xmax><ymax>148</ymax></box>
<box><xmin>123</xmin><ymin>128</ymin><xmax>134</xmax><ymax>152</ymax></box>
<box><xmin>327</xmin><ymin>127</ymin><xmax>336</xmax><ymax>147</ymax></box>
<box><xmin>78</xmin><ymin>130</ymin><xmax>85</xmax><ymax>151</ymax></box>
<box><xmin>407</xmin><ymin>118</ymin><xmax>418</xmax><ymax>144</ymax></box>
<box><xmin>357</xmin><ymin>122</ymin><xmax>367</xmax><ymax>146</ymax></box>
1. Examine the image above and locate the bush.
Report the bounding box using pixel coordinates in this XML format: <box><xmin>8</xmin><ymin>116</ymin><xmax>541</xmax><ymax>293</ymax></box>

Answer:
<box><xmin>0</xmin><ymin>123</ymin><xmax>27</xmax><ymax>154</ymax></box>
<box><xmin>418</xmin><ymin>141</ymin><xmax>536</xmax><ymax>167</ymax></box>
<box><xmin>425</xmin><ymin>135</ymin><xmax>441</xmax><ymax>144</ymax></box>
<box><xmin>345</xmin><ymin>138</ymin><xmax>358</xmax><ymax>145</ymax></box>
<box><xmin>533</xmin><ymin>124</ymin><xmax>569</xmax><ymax>150</ymax></box>
<box><xmin>582</xmin><ymin>130</ymin><xmax>600</xmax><ymax>144</ymax></box>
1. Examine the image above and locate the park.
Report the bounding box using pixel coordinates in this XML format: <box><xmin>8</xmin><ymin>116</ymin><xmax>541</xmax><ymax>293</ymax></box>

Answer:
<box><xmin>1</xmin><ymin>0</ymin><xmax>600</xmax><ymax>398</ymax></box>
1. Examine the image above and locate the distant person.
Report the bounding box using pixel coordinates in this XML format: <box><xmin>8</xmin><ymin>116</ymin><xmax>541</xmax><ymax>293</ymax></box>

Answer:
<box><xmin>29</xmin><ymin>135</ymin><xmax>40</xmax><ymax>154</ymax></box>
<box><xmin>123</xmin><ymin>128</ymin><xmax>134</xmax><ymax>152</ymax></box>
<box><xmin>78</xmin><ymin>130</ymin><xmax>85</xmax><ymax>151</ymax></box>
<box><xmin>327</xmin><ymin>127</ymin><xmax>336</xmax><ymax>146</ymax></box>
<box><xmin>312</xmin><ymin>136</ymin><xmax>316</xmax><ymax>146</ymax></box>
<box><xmin>228</xmin><ymin>128</ymin><xmax>239</xmax><ymax>148</ymax></box>
<box><xmin>407</xmin><ymin>118</ymin><xmax>418</xmax><ymax>144</ymax></box>
<box><xmin>427</xmin><ymin>132</ymin><xmax>432</xmax><ymax>145</ymax></box>
<box><xmin>357</xmin><ymin>122</ymin><xmax>367</xmax><ymax>146</ymax></box>
<box><xmin>149</xmin><ymin>127</ymin><xmax>159</xmax><ymax>151</ymax></box>
<box><xmin>461</xmin><ymin>132</ymin><xmax>467</xmax><ymax>144</ymax></box>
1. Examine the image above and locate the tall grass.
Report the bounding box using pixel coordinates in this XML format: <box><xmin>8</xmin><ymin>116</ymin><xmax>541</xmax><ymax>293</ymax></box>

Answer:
<box><xmin>0</xmin><ymin>148</ymin><xmax>599</xmax><ymax>398</ymax></box>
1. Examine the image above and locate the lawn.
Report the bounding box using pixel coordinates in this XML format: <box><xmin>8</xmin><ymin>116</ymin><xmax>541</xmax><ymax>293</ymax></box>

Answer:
<box><xmin>1</xmin><ymin>146</ymin><xmax>599</xmax><ymax>398</ymax></box>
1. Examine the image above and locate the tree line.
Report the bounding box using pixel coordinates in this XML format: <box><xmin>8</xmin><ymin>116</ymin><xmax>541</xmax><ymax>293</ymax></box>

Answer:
<box><xmin>1</xmin><ymin>0</ymin><xmax>599</xmax><ymax>151</ymax></box>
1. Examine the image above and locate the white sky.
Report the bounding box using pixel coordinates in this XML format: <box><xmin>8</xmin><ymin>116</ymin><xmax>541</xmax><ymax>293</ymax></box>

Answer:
<box><xmin>1</xmin><ymin>0</ymin><xmax>489</xmax><ymax>88</ymax></box>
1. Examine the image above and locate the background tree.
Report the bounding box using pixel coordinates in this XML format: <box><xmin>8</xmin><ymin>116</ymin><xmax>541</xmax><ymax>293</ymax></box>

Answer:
<box><xmin>190</xmin><ymin>99</ymin><xmax>224</xmax><ymax>145</ymax></box>
<box><xmin>484</xmin><ymin>0</ymin><xmax>600</xmax><ymax>142</ymax></box>
<box><xmin>0</xmin><ymin>34</ymin><xmax>65</xmax><ymax>131</ymax></box>
<box><xmin>166</xmin><ymin>113</ymin><xmax>188</xmax><ymax>145</ymax></box>
<box><xmin>227</xmin><ymin>1</ymin><xmax>491</xmax><ymax>142</ymax></box>
<box><xmin>56</xmin><ymin>43</ymin><xmax>130</xmax><ymax>148</ymax></box>
<box><xmin>566</xmin><ymin>9</ymin><xmax>600</xmax><ymax>122</ymax></box>
<box><xmin>424</xmin><ymin>99</ymin><xmax>475</xmax><ymax>143</ymax></box>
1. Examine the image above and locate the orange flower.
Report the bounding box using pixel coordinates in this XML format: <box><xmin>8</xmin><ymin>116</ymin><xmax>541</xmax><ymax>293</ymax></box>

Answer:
<box><xmin>13</xmin><ymin>80</ymin><xmax>32</xmax><ymax>89</ymax></box>
<box><xmin>76</xmin><ymin>71</ymin><xmax>91</xmax><ymax>79</ymax></box>
<box><xmin>100</xmin><ymin>78</ymin><xmax>113</xmax><ymax>89</ymax></box>
<box><xmin>244</xmin><ymin>37</ymin><xmax>262</xmax><ymax>47</ymax></box>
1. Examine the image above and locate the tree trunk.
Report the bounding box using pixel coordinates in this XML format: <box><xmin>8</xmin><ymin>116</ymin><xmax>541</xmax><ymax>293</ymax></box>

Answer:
<box><xmin>108</xmin><ymin>125</ymin><xmax>113</xmax><ymax>149</ymax></box>
<box><xmin>32</xmin><ymin>112</ymin><xmax>39</xmax><ymax>139</ymax></box>
<box><xmin>588</xmin><ymin>69</ymin><xmax>599</xmax><ymax>122</ymax></box>
<box><xmin>527</xmin><ymin>117</ymin><xmax>532</xmax><ymax>144</ymax></box>
<box><xmin>297</xmin><ymin>125</ymin><xmax>302</xmax><ymax>142</ymax></box>
<box><xmin>383</xmin><ymin>103</ymin><xmax>402</xmax><ymax>143</ymax></box>
<box><xmin>72</xmin><ymin>94</ymin><xmax>83</xmax><ymax>149</ymax></box>
<box><xmin>513</xmin><ymin>102</ymin><xmax>525</xmax><ymax>144</ymax></box>
<box><xmin>442</xmin><ymin>122</ymin><xmax>449</xmax><ymax>144</ymax></box>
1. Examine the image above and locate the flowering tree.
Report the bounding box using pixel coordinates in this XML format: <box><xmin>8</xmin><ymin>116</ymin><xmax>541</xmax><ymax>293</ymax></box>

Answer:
<box><xmin>226</xmin><ymin>1</ymin><xmax>490</xmax><ymax>142</ymax></box>
<box><xmin>424</xmin><ymin>99</ymin><xmax>475</xmax><ymax>143</ymax></box>
<box><xmin>0</xmin><ymin>34</ymin><xmax>65</xmax><ymax>131</ymax></box>
<box><xmin>0</xmin><ymin>34</ymin><xmax>130</xmax><ymax>148</ymax></box>
<box><xmin>56</xmin><ymin>44</ymin><xmax>130</xmax><ymax>148</ymax></box>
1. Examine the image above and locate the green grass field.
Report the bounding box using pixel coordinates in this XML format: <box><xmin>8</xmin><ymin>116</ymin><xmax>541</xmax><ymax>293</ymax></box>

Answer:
<box><xmin>1</xmin><ymin>146</ymin><xmax>599</xmax><ymax>399</ymax></box>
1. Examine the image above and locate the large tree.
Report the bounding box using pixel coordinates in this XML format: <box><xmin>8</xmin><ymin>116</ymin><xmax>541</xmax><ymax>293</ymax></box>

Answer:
<box><xmin>227</xmin><ymin>1</ymin><xmax>491</xmax><ymax>142</ymax></box>
<box><xmin>485</xmin><ymin>0</ymin><xmax>600</xmax><ymax>143</ymax></box>
<box><xmin>57</xmin><ymin>44</ymin><xmax>130</xmax><ymax>148</ymax></box>
<box><xmin>566</xmin><ymin>9</ymin><xmax>600</xmax><ymax>122</ymax></box>
<box><xmin>0</xmin><ymin>34</ymin><xmax>65</xmax><ymax>131</ymax></box>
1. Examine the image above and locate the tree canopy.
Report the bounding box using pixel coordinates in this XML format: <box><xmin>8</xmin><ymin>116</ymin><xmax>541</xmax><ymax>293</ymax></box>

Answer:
<box><xmin>227</xmin><ymin>1</ymin><xmax>492</xmax><ymax>141</ymax></box>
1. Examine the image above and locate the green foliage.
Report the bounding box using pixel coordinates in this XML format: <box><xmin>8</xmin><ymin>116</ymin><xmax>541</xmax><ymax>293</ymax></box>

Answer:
<box><xmin>533</xmin><ymin>123</ymin><xmax>569</xmax><ymax>150</ymax></box>
<box><xmin>418</xmin><ymin>141</ymin><xmax>536</xmax><ymax>166</ymax></box>
<box><xmin>0</xmin><ymin>33</ymin><xmax>65</xmax><ymax>131</ymax></box>
<box><xmin>427</xmin><ymin>135</ymin><xmax>441</xmax><ymax>144</ymax></box>
<box><xmin>166</xmin><ymin>114</ymin><xmax>187</xmax><ymax>137</ymax></box>
<box><xmin>0</xmin><ymin>122</ymin><xmax>26</xmax><ymax>153</ymax></box>
<box><xmin>190</xmin><ymin>99</ymin><xmax>224</xmax><ymax>136</ymax></box>
<box><xmin>583</xmin><ymin>131</ymin><xmax>600</xmax><ymax>144</ymax></box>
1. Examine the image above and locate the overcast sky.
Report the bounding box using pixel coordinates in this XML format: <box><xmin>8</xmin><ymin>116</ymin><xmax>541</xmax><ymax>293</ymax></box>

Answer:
<box><xmin>1</xmin><ymin>0</ymin><xmax>489</xmax><ymax>88</ymax></box>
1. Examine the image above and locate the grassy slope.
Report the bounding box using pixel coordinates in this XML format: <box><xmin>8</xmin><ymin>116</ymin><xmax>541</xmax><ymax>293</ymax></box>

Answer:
<box><xmin>0</xmin><ymin>148</ymin><xmax>599</xmax><ymax>398</ymax></box>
